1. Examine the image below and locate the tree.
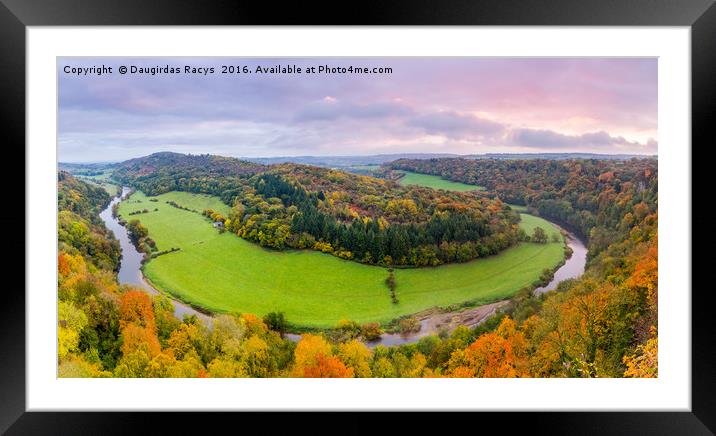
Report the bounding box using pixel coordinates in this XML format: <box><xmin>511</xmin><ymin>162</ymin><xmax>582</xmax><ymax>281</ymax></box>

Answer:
<box><xmin>301</xmin><ymin>354</ymin><xmax>354</xmax><ymax>378</ymax></box>
<box><xmin>337</xmin><ymin>340</ymin><xmax>372</xmax><ymax>378</ymax></box>
<box><xmin>241</xmin><ymin>336</ymin><xmax>275</xmax><ymax>377</ymax></box>
<box><xmin>58</xmin><ymin>354</ymin><xmax>109</xmax><ymax>378</ymax></box>
<box><xmin>113</xmin><ymin>349</ymin><xmax>152</xmax><ymax>377</ymax></box>
<box><xmin>126</xmin><ymin>219</ymin><xmax>148</xmax><ymax>243</ymax></box>
<box><xmin>211</xmin><ymin>314</ymin><xmax>245</xmax><ymax>357</ymax></box>
<box><xmin>532</xmin><ymin>226</ymin><xmax>548</xmax><ymax>244</ymax></box>
<box><xmin>207</xmin><ymin>357</ymin><xmax>247</xmax><ymax>378</ymax></box>
<box><xmin>447</xmin><ymin>317</ymin><xmax>529</xmax><ymax>378</ymax></box>
<box><xmin>166</xmin><ymin>322</ymin><xmax>208</xmax><ymax>361</ymax></box>
<box><xmin>263</xmin><ymin>312</ymin><xmax>288</xmax><ymax>338</ymax></box>
<box><xmin>623</xmin><ymin>335</ymin><xmax>658</xmax><ymax>378</ymax></box>
<box><xmin>293</xmin><ymin>334</ymin><xmax>353</xmax><ymax>378</ymax></box>
<box><xmin>398</xmin><ymin>317</ymin><xmax>421</xmax><ymax>334</ymax></box>
<box><xmin>371</xmin><ymin>357</ymin><xmax>396</xmax><ymax>378</ymax></box>
<box><xmin>335</xmin><ymin>319</ymin><xmax>362</xmax><ymax>342</ymax></box>
<box><xmin>120</xmin><ymin>323</ymin><xmax>161</xmax><ymax>359</ymax></box>
<box><xmin>58</xmin><ymin>301</ymin><xmax>88</xmax><ymax>360</ymax></box>
<box><xmin>360</xmin><ymin>322</ymin><xmax>384</xmax><ymax>341</ymax></box>
<box><xmin>119</xmin><ymin>290</ymin><xmax>156</xmax><ymax>329</ymax></box>
<box><xmin>385</xmin><ymin>270</ymin><xmax>398</xmax><ymax>304</ymax></box>
<box><xmin>153</xmin><ymin>295</ymin><xmax>181</xmax><ymax>346</ymax></box>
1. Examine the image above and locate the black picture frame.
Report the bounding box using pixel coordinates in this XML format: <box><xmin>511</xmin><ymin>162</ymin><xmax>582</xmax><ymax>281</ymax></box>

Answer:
<box><xmin>2</xmin><ymin>0</ymin><xmax>713</xmax><ymax>434</ymax></box>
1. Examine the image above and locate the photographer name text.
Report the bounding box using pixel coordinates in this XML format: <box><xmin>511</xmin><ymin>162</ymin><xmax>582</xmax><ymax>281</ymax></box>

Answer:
<box><xmin>62</xmin><ymin>64</ymin><xmax>393</xmax><ymax>77</ymax></box>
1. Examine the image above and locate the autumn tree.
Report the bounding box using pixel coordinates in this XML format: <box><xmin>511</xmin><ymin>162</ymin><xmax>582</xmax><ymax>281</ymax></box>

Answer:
<box><xmin>58</xmin><ymin>301</ymin><xmax>88</xmax><ymax>360</ymax></box>
<box><xmin>120</xmin><ymin>323</ymin><xmax>161</xmax><ymax>359</ymax></box>
<box><xmin>337</xmin><ymin>340</ymin><xmax>372</xmax><ymax>378</ymax></box>
<box><xmin>360</xmin><ymin>322</ymin><xmax>384</xmax><ymax>341</ymax></box>
<box><xmin>623</xmin><ymin>333</ymin><xmax>658</xmax><ymax>378</ymax></box>
<box><xmin>293</xmin><ymin>334</ymin><xmax>353</xmax><ymax>378</ymax></box>
<box><xmin>446</xmin><ymin>317</ymin><xmax>529</xmax><ymax>378</ymax></box>
<box><xmin>119</xmin><ymin>290</ymin><xmax>156</xmax><ymax>329</ymax></box>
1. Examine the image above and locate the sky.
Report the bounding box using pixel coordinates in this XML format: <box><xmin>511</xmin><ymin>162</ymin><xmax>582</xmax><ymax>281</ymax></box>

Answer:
<box><xmin>58</xmin><ymin>57</ymin><xmax>657</xmax><ymax>162</ymax></box>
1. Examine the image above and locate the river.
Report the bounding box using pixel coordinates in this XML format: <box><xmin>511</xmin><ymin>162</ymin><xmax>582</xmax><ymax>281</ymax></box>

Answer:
<box><xmin>99</xmin><ymin>187</ymin><xmax>212</xmax><ymax>324</ymax></box>
<box><xmin>100</xmin><ymin>188</ymin><xmax>587</xmax><ymax>346</ymax></box>
<box><xmin>367</xmin><ymin>225</ymin><xmax>588</xmax><ymax>347</ymax></box>
<box><xmin>533</xmin><ymin>228</ymin><xmax>588</xmax><ymax>295</ymax></box>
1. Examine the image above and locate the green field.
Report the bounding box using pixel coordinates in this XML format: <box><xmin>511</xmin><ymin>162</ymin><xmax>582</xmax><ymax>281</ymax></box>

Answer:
<box><xmin>79</xmin><ymin>177</ymin><xmax>120</xmax><ymax>196</ymax></box>
<box><xmin>117</xmin><ymin>191</ymin><xmax>564</xmax><ymax>328</ymax></box>
<box><xmin>397</xmin><ymin>171</ymin><xmax>486</xmax><ymax>192</ymax></box>
<box><xmin>72</xmin><ymin>169</ymin><xmax>120</xmax><ymax>196</ymax></box>
<box><xmin>508</xmin><ymin>203</ymin><xmax>528</xmax><ymax>213</ymax></box>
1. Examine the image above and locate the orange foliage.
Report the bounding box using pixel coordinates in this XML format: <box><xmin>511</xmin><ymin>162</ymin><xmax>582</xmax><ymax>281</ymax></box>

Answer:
<box><xmin>57</xmin><ymin>252</ymin><xmax>89</xmax><ymax>290</ymax></box>
<box><xmin>58</xmin><ymin>254</ymin><xmax>71</xmax><ymax>277</ymax></box>
<box><xmin>293</xmin><ymin>334</ymin><xmax>331</xmax><ymax>371</ymax></box>
<box><xmin>625</xmin><ymin>239</ymin><xmax>658</xmax><ymax>307</ymax></box>
<box><xmin>301</xmin><ymin>353</ymin><xmax>354</xmax><ymax>378</ymax></box>
<box><xmin>121</xmin><ymin>323</ymin><xmax>161</xmax><ymax>358</ymax></box>
<box><xmin>119</xmin><ymin>290</ymin><xmax>155</xmax><ymax>329</ymax></box>
<box><xmin>447</xmin><ymin>317</ymin><xmax>529</xmax><ymax>378</ymax></box>
<box><xmin>293</xmin><ymin>334</ymin><xmax>353</xmax><ymax>377</ymax></box>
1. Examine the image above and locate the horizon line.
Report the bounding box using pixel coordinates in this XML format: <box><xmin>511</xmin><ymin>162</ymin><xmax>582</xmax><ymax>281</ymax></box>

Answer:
<box><xmin>59</xmin><ymin>150</ymin><xmax>659</xmax><ymax>165</ymax></box>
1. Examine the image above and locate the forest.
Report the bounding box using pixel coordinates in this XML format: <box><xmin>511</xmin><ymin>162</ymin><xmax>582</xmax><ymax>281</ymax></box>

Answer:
<box><xmin>113</xmin><ymin>153</ymin><xmax>522</xmax><ymax>267</ymax></box>
<box><xmin>57</xmin><ymin>171</ymin><xmax>120</xmax><ymax>271</ymax></box>
<box><xmin>57</xmin><ymin>153</ymin><xmax>658</xmax><ymax>378</ymax></box>
<box><xmin>388</xmin><ymin>158</ymin><xmax>658</xmax><ymax>260</ymax></box>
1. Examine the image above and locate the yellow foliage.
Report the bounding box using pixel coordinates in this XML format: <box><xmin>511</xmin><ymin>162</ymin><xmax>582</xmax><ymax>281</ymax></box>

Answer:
<box><xmin>337</xmin><ymin>340</ymin><xmax>372</xmax><ymax>378</ymax></box>
<box><xmin>293</xmin><ymin>334</ymin><xmax>332</xmax><ymax>376</ymax></box>
<box><xmin>58</xmin><ymin>301</ymin><xmax>88</xmax><ymax>360</ymax></box>
<box><xmin>58</xmin><ymin>354</ymin><xmax>110</xmax><ymax>378</ymax></box>
<box><xmin>623</xmin><ymin>331</ymin><xmax>658</xmax><ymax>378</ymax></box>
<box><xmin>241</xmin><ymin>336</ymin><xmax>272</xmax><ymax>377</ymax></box>
<box><xmin>208</xmin><ymin>358</ymin><xmax>248</xmax><ymax>378</ymax></box>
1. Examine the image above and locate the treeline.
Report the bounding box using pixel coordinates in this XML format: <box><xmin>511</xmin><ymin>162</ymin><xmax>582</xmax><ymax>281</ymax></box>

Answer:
<box><xmin>114</xmin><ymin>154</ymin><xmax>521</xmax><ymax>267</ymax></box>
<box><xmin>57</xmin><ymin>171</ymin><xmax>120</xmax><ymax>271</ymax></box>
<box><xmin>259</xmin><ymin>172</ymin><xmax>517</xmax><ymax>265</ymax></box>
<box><xmin>245</xmin><ymin>171</ymin><xmax>519</xmax><ymax>266</ymax></box>
<box><xmin>389</xmin><ymin>158</ymin><xmax>657</xmax><ymax>259</ymax></box>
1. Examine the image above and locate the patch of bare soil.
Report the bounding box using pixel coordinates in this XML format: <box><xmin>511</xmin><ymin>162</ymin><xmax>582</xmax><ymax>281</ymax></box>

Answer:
<box><xmin>417</xmin><ymin>301</ymin><xmax>510</xmax><ymax>335</ymax></box>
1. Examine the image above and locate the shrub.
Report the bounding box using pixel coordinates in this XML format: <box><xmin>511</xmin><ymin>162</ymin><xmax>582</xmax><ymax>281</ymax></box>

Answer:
<box><xmin>360</xmin><ymin>322</ymin><xmax>384</xmax><ymax>341</ymax></box>
<box><xmin>398</xmin><ymin>317</ymin><xmax>421</xmax><ymax>335</ymax></box>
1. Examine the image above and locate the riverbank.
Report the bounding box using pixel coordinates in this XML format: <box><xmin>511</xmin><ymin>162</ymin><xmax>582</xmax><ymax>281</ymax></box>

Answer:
<box><xmin>99</xmin><ymin>187</ymin><xmax>213</xmax><ymax>325</ymax></box>
<box><xmin>100</xmin><ymin>186</ymin><xmax>587</xmax><ymax>345</ymax></box>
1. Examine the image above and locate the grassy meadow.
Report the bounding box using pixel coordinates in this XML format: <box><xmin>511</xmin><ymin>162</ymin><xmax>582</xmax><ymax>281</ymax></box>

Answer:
<box><xmin>397</xmin><ymin>171</ymin><xmax>486</xmax><ymax>192</ymax></box>
<box><xmin>117</xmin><ymin>191</ymin><xmax>564</xmax><ymax>328</ymax></box>
<box><xmin>79</xmin><ymin>177</ymin><xmax>120</xmax><ymax>196</ymax></box>
<box><xmin>73</xmin><ymin>170</ymin><xmax>120</xmax><ymax>196</ymax></box>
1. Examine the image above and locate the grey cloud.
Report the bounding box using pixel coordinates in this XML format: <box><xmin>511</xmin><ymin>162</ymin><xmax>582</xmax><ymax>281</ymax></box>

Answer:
<box><xmin>509</xmin><ymin>128</ymin><xmax>655</xmax><ymax>151</ymax></box>
<box><xmin>293</xmin><ymin>100</ymin><xmax>413</xmax><ymax>122</ymax></box>
<box><xmin>406</xmin><ymin>111</ymin><xmax>506</xmax><ymax>139</ymax></box>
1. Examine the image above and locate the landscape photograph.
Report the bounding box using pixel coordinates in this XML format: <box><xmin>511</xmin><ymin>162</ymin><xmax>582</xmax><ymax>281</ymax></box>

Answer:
<box><xmin>57</xmin><ymin>57</ymin><xmax>658</xmax><ymax>378</ymax></box>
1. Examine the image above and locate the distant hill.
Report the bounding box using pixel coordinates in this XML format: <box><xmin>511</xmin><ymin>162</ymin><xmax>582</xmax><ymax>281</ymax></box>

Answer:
<box><xmin>58</xmin><ymin>161</ymin><xmax>118</xmax><ymax>176</ymax></box>
<box><xmin>467</xmin><ymin>152</ymin><xmax>657</xmax><ymax>160</ymax></box>
<box><xmin>113</xmin><ymin>151</ymin><xmax>266</xmax><ymax>178</ymax></box>
<box><xmin>243</xmin><ymin>152</ymin><xmax>656</xmax><ymax>168</ymax></box>
<box><xmin>242</xmin><ymin>153</ymin><xmax>460</xmax><ymax>168</ymax></box>
<box><xmin>61</xmin><ymin>151</ymin><xmax>657</xmax><ymax>170</ymax></box>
